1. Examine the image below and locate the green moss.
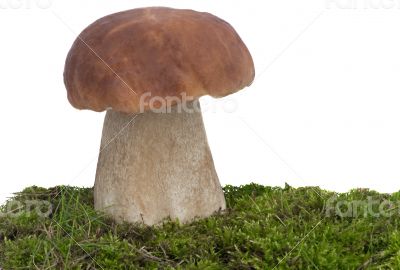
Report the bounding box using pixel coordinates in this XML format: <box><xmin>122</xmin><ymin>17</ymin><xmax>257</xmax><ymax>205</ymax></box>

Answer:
<box><xmin>1</xmin><ymin>183</ymin><xmax>400</xmax><ymax>269</ymax></box>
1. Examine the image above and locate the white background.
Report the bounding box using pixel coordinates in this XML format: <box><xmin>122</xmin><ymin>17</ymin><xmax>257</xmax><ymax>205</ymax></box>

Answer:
<box><xmin>1</xmin><ymin>0</ymin><xmax>400</xmax><ymax>204</ymax></box>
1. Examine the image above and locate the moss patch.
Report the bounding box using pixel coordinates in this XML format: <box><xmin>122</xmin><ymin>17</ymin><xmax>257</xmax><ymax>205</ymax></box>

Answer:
<box><xmin>1</xmin><ymin>183</ymin><xmax>400</xmax><ymax>269</ymax></box>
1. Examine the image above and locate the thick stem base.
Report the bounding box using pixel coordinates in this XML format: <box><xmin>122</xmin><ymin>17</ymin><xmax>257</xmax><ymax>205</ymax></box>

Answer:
<box><xmin>94</xmin><ymin>100</ymin><xmax>226</xmax><ymax>225</ymax></box>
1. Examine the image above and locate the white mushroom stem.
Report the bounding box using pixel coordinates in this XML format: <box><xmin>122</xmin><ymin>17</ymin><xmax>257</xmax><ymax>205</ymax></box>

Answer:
<box><xmin>94</xmin><ymin>100</ymin><xmax>226</xmax><ymax>225</ymax></box>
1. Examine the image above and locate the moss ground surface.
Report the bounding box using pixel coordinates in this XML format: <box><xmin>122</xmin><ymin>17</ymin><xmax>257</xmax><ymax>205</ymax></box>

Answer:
<box><xmin>1</xmin><ymin>183</ymin><xmax>400</xmax><ymax>269</ymax></box>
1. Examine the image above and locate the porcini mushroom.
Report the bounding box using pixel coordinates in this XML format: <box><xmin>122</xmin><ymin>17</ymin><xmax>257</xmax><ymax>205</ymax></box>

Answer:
<box><xmin>64</xmin><ymin>7</ymin><xmax>254</xmax><ymax>225</ymax></box>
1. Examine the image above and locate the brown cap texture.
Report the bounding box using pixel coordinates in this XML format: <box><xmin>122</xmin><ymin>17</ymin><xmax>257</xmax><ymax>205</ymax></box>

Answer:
<box><xmin>64</xmin><ymin>7</ymin><xmax>255</xmax><ymax>113</ymax></box>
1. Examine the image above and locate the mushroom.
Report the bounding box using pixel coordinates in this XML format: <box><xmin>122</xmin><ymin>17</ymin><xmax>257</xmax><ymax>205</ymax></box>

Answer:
<box><xmin>64</xmin><ymin>7</ymin><xmax>254</xmax><ymax>225</ymax></box>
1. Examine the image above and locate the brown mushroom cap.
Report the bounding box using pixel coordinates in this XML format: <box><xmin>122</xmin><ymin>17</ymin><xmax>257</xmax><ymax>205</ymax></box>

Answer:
<box><xmin>64</xmin><ymin>7</ymin><xmax>255</xmax><ymax>113</ymax></box>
